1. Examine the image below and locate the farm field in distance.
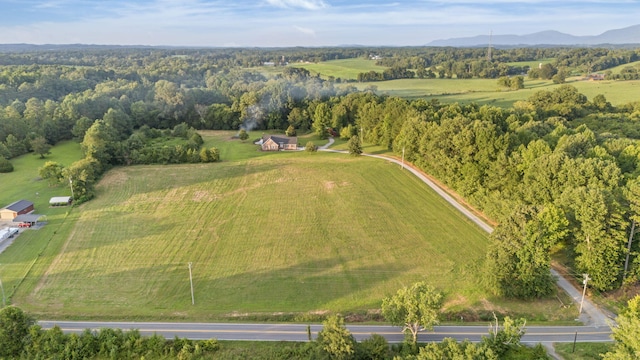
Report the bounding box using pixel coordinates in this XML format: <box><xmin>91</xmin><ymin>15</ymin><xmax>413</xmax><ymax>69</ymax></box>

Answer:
<box><xmin>285</xmin><ymin>58</ymin><xmax>640</xmax><ymax>107</ymax></box>
<box><xmin>287</xmin><ymin>58</ymin><xmax>387</xmax><ymax>80</ymax></box>
<box><xmin>2</xmin><ymin>133</ymin><xmax>577</xmax><ymax>322</ymax></box>
<box><xmin>352</xmin><ymin>77</ymin><xmax>640</xmax><ymax>107</ymax></box>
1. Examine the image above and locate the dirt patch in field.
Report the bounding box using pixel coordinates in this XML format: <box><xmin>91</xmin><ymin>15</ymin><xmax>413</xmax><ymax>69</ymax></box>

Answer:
<box><xmin>324</xmin><ymin>181</ymin><xmax>335</xmax><ymax>190</ymax></box>
<box><xmin>192</xmin><ymin>190</ymin><xmax>215</xmax><ymax>202</ymax></box>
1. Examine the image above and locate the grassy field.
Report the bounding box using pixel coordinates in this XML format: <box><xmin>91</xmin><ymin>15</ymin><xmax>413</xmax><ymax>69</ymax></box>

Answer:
<box><xmin>288</xmin><ymin>58</ymin><xmax>387</xmax><ymax>80</ymax></box>
<box><xmin>0</xmin><ymin>141</ymin><xmax>84</xmax><ymax>306</ymax></box>
<box><xmin>351</xmin><ymin>77</ymin><xmax>640</xmax><ymax>107</ymax></box>
<box><xmin>0</xmin><ymin>141</ymin><xmax>82</xmax><ymax>209</ymax></box>
<box><xmin>606</xmin><ymin>60</ymin><xmax>640</xmax><ymax>74</ymax></box>
<box><xmin>2</xmin><ymin>134</ymin><xmax>577</xmax><ymax>322</ymax></box>
<box><xmin>505</xmin><ymin>58</ymin><xmax>555</xmax><ymax>68</ymax></box>
<box><xmin>554</xmin><ymin>342</ymin><xmax>613</xmax><ymax>359</ymax></box>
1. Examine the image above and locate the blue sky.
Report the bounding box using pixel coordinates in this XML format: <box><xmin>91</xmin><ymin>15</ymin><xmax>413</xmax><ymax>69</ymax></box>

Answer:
<box><xmin>0</xmin><ymin>0</ymin><xmax>638</xmax><ymax>46</ymax></box>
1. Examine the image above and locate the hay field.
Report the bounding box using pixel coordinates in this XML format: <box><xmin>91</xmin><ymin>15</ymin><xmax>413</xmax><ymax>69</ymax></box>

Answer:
<box><xmin>12</xmin><ymin>151</ymin><xmax>492</xmax><ymax>320</ymax></box>
<box><xmin>288</xmin><ymin>58</ymin><xmax>387</xmax><ymax>80</ymax></box>
<box><xmin>353</xmin><ymin>77</ymin><xmax>640</xmax><ymax>107</ymax></box>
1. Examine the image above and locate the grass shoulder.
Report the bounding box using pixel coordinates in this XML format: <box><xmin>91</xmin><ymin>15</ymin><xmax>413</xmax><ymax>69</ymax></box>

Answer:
<box><xmin>555</xmin><ymin>342</ymin><xmax>613</xmax><ymax>360</ymax></box>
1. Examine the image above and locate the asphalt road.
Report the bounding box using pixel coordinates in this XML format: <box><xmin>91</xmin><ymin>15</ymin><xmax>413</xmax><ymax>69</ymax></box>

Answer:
<box><xmin>38</xmin><ymin>321</ymin><xmax>612</xmax><ymax>343</ymax></box>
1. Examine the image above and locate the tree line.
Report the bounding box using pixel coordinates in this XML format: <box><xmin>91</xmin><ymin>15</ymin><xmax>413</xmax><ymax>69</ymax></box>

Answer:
<box><xmin>1</xmin><ymin>47</ymin><xmax>640</xmax><ymax>295</ymax></box>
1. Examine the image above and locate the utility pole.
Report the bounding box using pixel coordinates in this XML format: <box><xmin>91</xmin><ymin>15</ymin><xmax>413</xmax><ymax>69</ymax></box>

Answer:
<box><xmin>0</xmin><ymin>264</ymin><xmax>5</xmax><ymax>308</ymax></box>
<box><xmin>188</xmin><ymin>262</ymin><xmax>195</xmax><ymax>305</ymax></box>
<box><xmin>401</xmin><ymin>147</ymin><xmax>405</xmax><ymax>170</ymax></box>
<box><xmin>579</xmin><ymin>274</ymin><xmax>590</xmax><ymax>315</ymax></box>
<box><xmin>624</xmin><ymin>220</ymin><xmax>636</xmax><ymax>279</ymax></box>
<box><xmin>69</xmin><ymin>177</ymin><xmax>74</xmax><ymax>201</ymax></box>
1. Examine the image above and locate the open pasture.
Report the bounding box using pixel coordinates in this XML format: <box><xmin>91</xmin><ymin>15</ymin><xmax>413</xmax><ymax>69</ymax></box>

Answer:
<box><xmin>352</xmin><ymin>77</ymin><xmax>640</xmax><ymax>107</ymax></box>
<box><xmin>12</xmin><ymin>150</ymin><xmax>494</xmax><ymax>320</ymax></box>
<box><xmin>0</xmin><ymin>141</ymin><xmax>82</xmax><ymax>210</ymax></box>
<box><xmin>288</xmin><ymin>58</ymin><xmax>387</xmax><ymax>80</ymax></box>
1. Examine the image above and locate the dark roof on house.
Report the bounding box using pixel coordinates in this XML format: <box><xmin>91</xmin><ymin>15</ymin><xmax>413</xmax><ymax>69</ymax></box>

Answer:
<box><xmin>3</xmin><ymin>200</ymin><xmax>34</xmax><ymax>212</ymax></box>
<box><xmin>13</xmin><ymin>214</ymin><xmax>42</xmax><ymax>223</ymax></box>
<box><xmin>263</xmin><ymin>135</ymin><xmax>297</xmax><ymax>145</ymax></box>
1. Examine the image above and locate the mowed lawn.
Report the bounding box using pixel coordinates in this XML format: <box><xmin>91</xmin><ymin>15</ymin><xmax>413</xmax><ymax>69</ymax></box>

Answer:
<box><xmin>13</xmin><ymin>152</ymin><xmax>491</xmax><ymax>320</ymax></box>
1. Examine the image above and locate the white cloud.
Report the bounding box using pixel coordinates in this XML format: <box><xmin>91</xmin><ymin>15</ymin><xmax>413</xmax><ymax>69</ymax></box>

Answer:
<box><xmin>293</xmin><ymin>25</ymin><xmax>315</xmax><ymax>36</ymax></box>
<box><xmin>265</xmin><ymin>0</ymin><xmax>328</xmax><ymax>10</ymax></box>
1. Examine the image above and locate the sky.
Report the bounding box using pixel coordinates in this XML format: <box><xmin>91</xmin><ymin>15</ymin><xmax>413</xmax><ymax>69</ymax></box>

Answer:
<box><xmin>0</xmin><ymin>0</ymin><xmax>639</xmax><ymax>47</ymax></box>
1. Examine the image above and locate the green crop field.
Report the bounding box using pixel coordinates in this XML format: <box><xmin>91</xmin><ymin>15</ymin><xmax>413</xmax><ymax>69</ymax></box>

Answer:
<box><xmin>288</xmin><ymin>58</ymin><xmax>387</xmax><ymax>80</ymax></box>
<box><xmin>1</xmin><ymin>134</ymin><xmax>577</xmax><ymax>322</ymax></box>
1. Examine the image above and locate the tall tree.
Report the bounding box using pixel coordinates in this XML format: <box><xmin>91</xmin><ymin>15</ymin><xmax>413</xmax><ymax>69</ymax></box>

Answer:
<box><xmin>0</xmin><ymin>306</ymin><xmax>34</xmax><ymax>358</ymax></box>
<box><xmin>381</xmin><ymin>282</ymin><xmax>443</xmax><ymax>344</ymax></box>
<box><xmin>313</xmin><ymin>102</ymin><xmax>332</xmax><ymax>139</ymax></box>
<box><xmin>485</xmin><ymin>205</ymin><xmax>568</xmax><ymax>299</ymax></box>
<box><xmin>603</xmin><ymin>295</ymin><xmax>640</xmax><ymax>360</ymax></box>
<box><xmin>316</xmin><ymin>315</ymin><xmax>356</xmax><ymax>360</ymax></box>
<box><xmin>30</xmin><ymin>136</ymin><xmax>52</xmax><ymax>159</ymax></box>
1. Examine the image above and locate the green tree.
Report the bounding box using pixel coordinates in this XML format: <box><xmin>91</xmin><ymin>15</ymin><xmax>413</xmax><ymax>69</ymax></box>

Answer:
<box><xmin>0</xmin><ymin>306</ymin><xmax>34</xmax><ymax>358</ymax></box>
<box><xmin>238</xmin><ymin>129</ymin><xmax>249</xmax><ymax>142</ymax></box>
<box><xmin>347</xmin><ymin>135</ymin><xmax>362</xmax><ymax>157</ymax></box>
<box><xmin>603</xmin><ymin>295</ymin><xmax>640</xmax><ymax>360</ymax></box>
<box><xmin>0</xmin><ymin>143</ymin><xmax>10</xmax><ymax>160</ymax></box>
<box><xmin>285</xmin><ymin>124</ymin><xmax>296</xmax><ymax>137</ymax></box>
<box><xmin>103</xmin><ymin>107</ymin><xmax>133</xmax><ymax>140</ymax></box>
<box><xmin>356</xmin><ymin>334</ymin><xmax>389</xmax><ymax>360</ymax></box>
<box><xmin>381</xmin><ymin>282</ymin><xmax>443</xmax><ymax>344</ymax></box>
<box><xmin>313</xmin><ymin>103</ymin><xmax>332</xmax><ymax>139</ymax></box>
<box><xmin>5</xmin><ymin>134</ymin><xmax>26</xmax><ymax>158</ymax></box>
<box><xmin>71</xmin><ymin>117</ymin><xmax>95</xmax><ymax>141</ymax></box>
<box><xmin>481</xmin><ymin>315</ymin><xmax>527</xmax><ymax>357</ymax></box>
<box><xmin>30</xmin><ymin>136</ymin><xmax>52</xmax><ymax>159</ymax></box>
<box><xmin>39</xmin><ymin>161</ymin><xmax>65</xmax><ymax>186</ymax></box>
<box><xmin>485</xmin><ymin>205</ymin><xmax>568</xmax><ymax>299</ymax></box>
<box><xmin>510</xmin><ymin>76</ymin><xmax>524</xmax><ymax>90</ymax></box>
<box><xmin>316</xmin><ymin>315</ymin><xmax>356</xmax><ymax>360</ymax></box>
<box><xmin>81</xmin><ymin>120</ymin><xmax>118</xmax><ymax>165</ymax></box>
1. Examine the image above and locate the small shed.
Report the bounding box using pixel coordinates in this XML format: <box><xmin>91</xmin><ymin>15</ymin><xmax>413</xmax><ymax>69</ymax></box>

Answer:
<box><xmin>0</xmin><ymin>200</ymin><xmax>34</xmax><ymax>220</ymax></box>
<box><xmin>13</xmin><ymin>214</ymin><xmax>42</xmax><ymax>227</ymax></box>
<box><xmin>50</xmin><ymin>196</ymin><xmax>72</xmax><ymax>206</ymax></box>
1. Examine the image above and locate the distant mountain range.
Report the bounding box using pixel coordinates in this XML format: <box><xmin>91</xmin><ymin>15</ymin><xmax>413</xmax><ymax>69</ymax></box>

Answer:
<box><xmin>427</xmin><ymin>24</ymin><xmax>640</xmax><ymax>47</ymax></box>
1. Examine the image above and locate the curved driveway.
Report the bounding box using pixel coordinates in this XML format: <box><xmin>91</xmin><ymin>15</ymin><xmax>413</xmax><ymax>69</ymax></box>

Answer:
<box><xmin>320</xmin><ymin>146</ymin><xmax>614</xmax><ymax>328</ymax></box>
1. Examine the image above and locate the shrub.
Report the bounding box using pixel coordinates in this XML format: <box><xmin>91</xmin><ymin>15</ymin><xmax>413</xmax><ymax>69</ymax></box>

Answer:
<box><xmin>0</xmin><ymin>157</ymin><xmax>13</xmax><ymax>173</ymax></box>
<box><xmin>305</xmin><ymin>141</ymin><xmax>317</xmax><ymax>152</ymax></box>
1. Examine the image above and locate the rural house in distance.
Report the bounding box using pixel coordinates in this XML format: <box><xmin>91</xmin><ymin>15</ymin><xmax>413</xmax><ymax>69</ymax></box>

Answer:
<box><xmin>260</xmin><ymin>135</ymin><xmax>298</xmax><ymax>151</ymax></box>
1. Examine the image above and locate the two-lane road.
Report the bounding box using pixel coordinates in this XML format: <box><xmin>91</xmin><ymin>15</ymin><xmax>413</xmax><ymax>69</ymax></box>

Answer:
<box><xmin>38</xmin><ymin>321</ymin><xmax>611</xmax><ymax>344</ymax></box>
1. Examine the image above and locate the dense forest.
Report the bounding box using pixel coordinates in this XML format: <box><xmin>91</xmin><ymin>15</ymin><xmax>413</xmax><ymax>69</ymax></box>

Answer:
<box><xmin>1</xmin><ymin>46</ymin><xmax>640</xmax><ymax>298</ymax></box>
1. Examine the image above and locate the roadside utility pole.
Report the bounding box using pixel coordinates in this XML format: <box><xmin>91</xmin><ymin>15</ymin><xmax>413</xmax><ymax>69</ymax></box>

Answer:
<box><xmin>579</xmin><ymin>274</ymin><xmax>590</xmax><ymax>315</ymax></box>
<box><xmin>0</xmin><ymin>264</ymin><xmax>5</xmax><ymax>307</ymax></box>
